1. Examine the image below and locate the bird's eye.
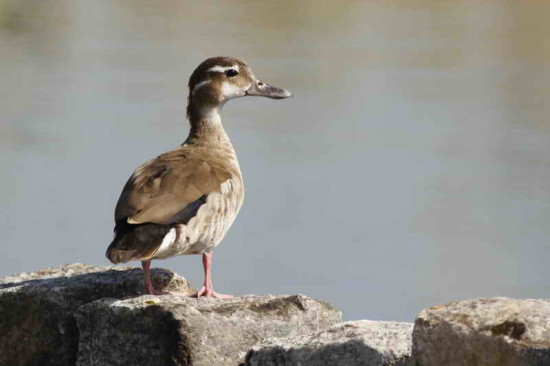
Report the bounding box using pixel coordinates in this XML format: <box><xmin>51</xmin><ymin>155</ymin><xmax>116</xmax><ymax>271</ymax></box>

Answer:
<box><xmin>225</xmin><ymin>69</ymin><xmax>239</xmax><ymax>77</ymax></box>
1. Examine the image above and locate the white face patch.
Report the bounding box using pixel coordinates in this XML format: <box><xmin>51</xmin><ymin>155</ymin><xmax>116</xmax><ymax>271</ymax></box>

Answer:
<box><xmin>207</xmin><ymin>65</ymin><xmax>240</xmax><ymax>74</ymax></box>
<box><xmin>192</xmin><ymin>79</ymin><xmax>211</xmax><ymax>95</ymax></box>
<box><xmin>220</xmin><ymin>81</ymin><xmax>245</xmax><ymax>100</ymax></box>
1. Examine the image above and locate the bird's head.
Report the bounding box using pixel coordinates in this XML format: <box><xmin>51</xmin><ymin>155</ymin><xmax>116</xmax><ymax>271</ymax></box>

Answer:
<box><xmin>187</xmin><ymin>57</ymin><xmax>292</xmax><ymax>119</ymax></box>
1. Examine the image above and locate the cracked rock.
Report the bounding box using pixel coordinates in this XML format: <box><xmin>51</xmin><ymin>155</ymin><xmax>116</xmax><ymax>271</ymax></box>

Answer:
<box><xmin>0</xmin><ymin>263</ymin><xmax>193</xmax><ymax>365</ymax></box>
<box><xmin>243</xmin><ymin>320</ymin><xmax>413</xmax><ymax>366</ymax></box>
<box><xmin>412</xmin><ymin>297</ymin><xmax>550</xmax><ymax>366</ymax></box>
<box><xmin>75</xmin><ymin>294</ymin><xmax>341</xmax><ymax>366</ymax></box>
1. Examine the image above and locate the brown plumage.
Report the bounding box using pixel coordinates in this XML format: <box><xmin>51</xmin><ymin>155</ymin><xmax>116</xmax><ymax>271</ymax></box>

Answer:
<box><xmin>107</xmin><ymin>147</ymin><xmax>237</xmax><ymax>263</ymax></box>
<box><xmin>106</xmin><ymin>56</ymin><xmax>292</xmax><ymax>297</ymax></box>
<box><xmin>115</xmin><ymin>148</ymin><xmax>234</xmax><ymax>225</ymax></box>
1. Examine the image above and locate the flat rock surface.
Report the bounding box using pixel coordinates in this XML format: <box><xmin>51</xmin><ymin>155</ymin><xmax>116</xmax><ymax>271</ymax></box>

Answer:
<box><xmin>243</xmin><ymin>320</ymin><xmax>413</xmax><ymax>366</ymax></box>
<box><xmin>75</xmin><ymin>294</ymin><xmax>342</xmax><ymax>366</ymax></box>
<box><xmin>0</xmin><ymin>263</ymin><xmax>193</xmax><ymax>366</ymax></box>
<box><xmin>413</xmin><ymin>297</ymin><xmax>550</xmax><ymax>366</ymax></box>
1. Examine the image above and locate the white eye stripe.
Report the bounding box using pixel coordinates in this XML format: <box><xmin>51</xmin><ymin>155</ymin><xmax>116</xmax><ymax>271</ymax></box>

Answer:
<box><xmin>192</xmin><ymin>79</ymin><xmax>211</xmax><ymax>95</ymax></box>
<box><xmin>207</xmin><ymin>65</ymin><xmax>239</xmax><ymax>73</ymax></box>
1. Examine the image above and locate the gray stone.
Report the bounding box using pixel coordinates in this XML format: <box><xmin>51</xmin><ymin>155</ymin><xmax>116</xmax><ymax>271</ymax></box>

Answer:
<box><xmin>412</xmin><ymin>297</ymin><xmax>550</xmax><ymax>366</ymax></box>
<box><xmin>75</xmin><ymin>294</ymin><xmax>341</xmax><ymax>366</ymax></box>
<box><xmin>0</xmin><ymin>263</ymin><xmax>193</xmax><ymax>366</ymax></box>
<box><xmin>243</xmin><ymin>320</ymin><xmax>414</xmax><ymax>366</ymax></box>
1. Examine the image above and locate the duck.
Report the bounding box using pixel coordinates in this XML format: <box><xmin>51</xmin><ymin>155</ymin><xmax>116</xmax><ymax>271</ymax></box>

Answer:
<box><xmin>106</xmin><ymin>56</ymin><xmax>292</xmax><ymax>298</ymax></box>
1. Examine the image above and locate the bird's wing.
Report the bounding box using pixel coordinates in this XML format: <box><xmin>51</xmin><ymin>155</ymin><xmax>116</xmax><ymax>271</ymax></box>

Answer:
<box><xmin>114</xmin><ymin>149</ymin><xmax>233</xmax><ymax>225</ymax></box>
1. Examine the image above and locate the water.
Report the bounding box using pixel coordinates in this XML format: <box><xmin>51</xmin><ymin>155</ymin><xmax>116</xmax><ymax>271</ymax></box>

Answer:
<box><xmin>1</xmin><ymin>0</ymin><xmax>549</xmax><ymax>321</ymax></box>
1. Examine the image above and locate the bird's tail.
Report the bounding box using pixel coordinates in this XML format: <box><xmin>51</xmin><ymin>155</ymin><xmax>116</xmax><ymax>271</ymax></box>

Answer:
<box><xmin>106</xmin><ymin>221</ymin><xmax>171</xmax><ymax>264</ymax></box>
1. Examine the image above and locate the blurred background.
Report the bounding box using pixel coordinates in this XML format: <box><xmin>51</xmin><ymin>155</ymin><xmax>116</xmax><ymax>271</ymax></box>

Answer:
<box><xmin>1</xmin><ymin>0</ymin><xmax>549</xmax><ymax>321</ymax></box>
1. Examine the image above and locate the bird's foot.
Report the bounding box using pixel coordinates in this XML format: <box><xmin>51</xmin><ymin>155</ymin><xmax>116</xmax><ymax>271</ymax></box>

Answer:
<box><xmin>145</xmin><ymin>284</ymin><xmax>170</xmax><ymax>296</ymax></box>
<box><xmin>192</xmin><ymin>286</ymin><xmax>233</xmax><ymax>299</ymax></box>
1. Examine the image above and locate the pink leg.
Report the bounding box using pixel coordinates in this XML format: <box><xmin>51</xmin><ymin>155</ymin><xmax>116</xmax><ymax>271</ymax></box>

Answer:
<box><xmin>193</xmin><ymin>252</ymin><xmax>232</xmax><ymax>299</ymax></box>
<box><xmin>142</xmin><ymin>260</ymin><xmax>168</xmax><ymax>295</ymax></box>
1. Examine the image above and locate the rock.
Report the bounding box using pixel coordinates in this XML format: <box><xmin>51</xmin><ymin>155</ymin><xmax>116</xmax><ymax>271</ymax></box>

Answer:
<box><xmin>75</xmin><ymin>294</ymin><xmax>341</xmax><ymax>366</ymax></box>
<box><xmin>412</xmin><ymin>297</ymin><xmax>550</xmax><ymax>366</ymax></box>
<box><xmin>0</xmin><ymin>263</ymin><xmax>193</xmax><ymax>366</ymax></box>
<box><xmin>243</xmin><ymin>320</ymin><xmax>414</xmax><ymax>366</ymax></box>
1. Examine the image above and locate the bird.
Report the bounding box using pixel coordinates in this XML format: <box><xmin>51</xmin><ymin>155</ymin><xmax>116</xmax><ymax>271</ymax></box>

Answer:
<box><xmin>106</xmin><ymin>57</ymin><xmax>292</xmax><ymax>298</ymax></box>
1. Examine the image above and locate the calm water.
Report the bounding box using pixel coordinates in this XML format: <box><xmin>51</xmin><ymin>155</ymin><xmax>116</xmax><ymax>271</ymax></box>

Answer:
<box><xmin>1</xmin><ymin>0</ymin><xmax>549</xmax><ymax>321</ymax></box>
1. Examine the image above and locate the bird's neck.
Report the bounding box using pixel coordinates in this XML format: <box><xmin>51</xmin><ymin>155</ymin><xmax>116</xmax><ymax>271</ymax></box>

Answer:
<box><xmin>184</xmin><ymin>102</ymin><xmax>231</xmax><ymax>146</ymax></box>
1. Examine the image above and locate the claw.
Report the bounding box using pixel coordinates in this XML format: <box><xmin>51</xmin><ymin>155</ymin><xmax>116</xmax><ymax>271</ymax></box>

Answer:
<box><xmin>145</xmin><ymin>285</ymin><xmax>171</xmax><ymax>296</ymax></box>
<box><xmin>192</xmin><ymin>286</ymin><xmax>233</xmax><ymax>299</ymax></box>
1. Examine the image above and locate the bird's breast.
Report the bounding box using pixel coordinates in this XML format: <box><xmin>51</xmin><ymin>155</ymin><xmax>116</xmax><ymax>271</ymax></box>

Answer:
<box><xmin>153</xmin><ymin>176</ymin><xmax>244</xmax><ymax>258</ymax></box>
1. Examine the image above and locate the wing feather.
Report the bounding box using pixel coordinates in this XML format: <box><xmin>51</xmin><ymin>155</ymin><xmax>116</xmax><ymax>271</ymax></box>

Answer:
<box><xmin>115</xmin><ymin>149</ymin><xmax>233</xmax><ymax>225</ymax></box>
